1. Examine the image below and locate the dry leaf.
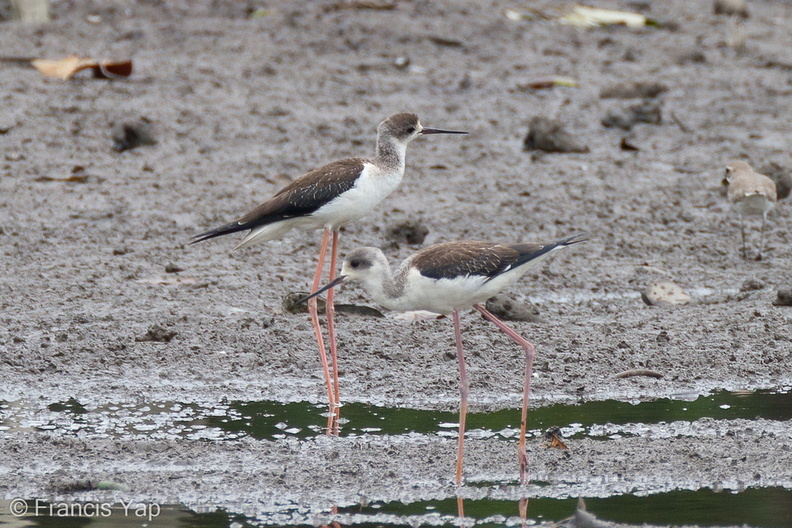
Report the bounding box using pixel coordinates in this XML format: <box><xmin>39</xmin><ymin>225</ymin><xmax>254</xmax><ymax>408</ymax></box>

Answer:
<box><xmin>35</xmin><ymin>165</ymin><xmax>91</xmax><ymax>183</ymax></box>
<box><xmin>518</xmin><ymin>75</ymin><xmax>578</xmax><ymax>90</ymax></box>
<box><xmin>620</xmin><ymin>137</ymin><xmax>640</xmax><ymax>151</ymax></box>
<box><xmin>543</xmin><ymin>427</ymin><xmax>569</xmax><ymax>450</ymax></box>
<box><xmin>559</xmin><ymin>6</ymin><xmax>649</xmax><ymax>28</ymax></box>
<box><xmin>31</xmin><ymin>55</ymin><xmax>132</xmax><ymax>81</ymax></box>
<box><xmin>35</xmin><ymin>174</ymin><xmax>90</xmax><ymax>183</ymax></box>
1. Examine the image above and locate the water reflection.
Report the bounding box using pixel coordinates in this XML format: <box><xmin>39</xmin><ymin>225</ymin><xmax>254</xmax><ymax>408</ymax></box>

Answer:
<box><xmin>2</xmin><ymin>487</ymin><xmax>790</xmax><ymax>527</ymax></box>
<box><xmin>2</xmin><ymin>389</ymin><xmax>790</xmax><ymax>442</ymax></box>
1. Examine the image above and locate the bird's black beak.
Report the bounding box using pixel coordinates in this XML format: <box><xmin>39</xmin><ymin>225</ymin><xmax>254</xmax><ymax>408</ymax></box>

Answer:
<box><xmin>420</xmin><ymin>127</ymin><xmax>468</xmax><ymax>135</ymax></box>
<box><xmin>297</xmin><ymin>275</ymin><xmax>347</xmax><ymax>304</ymax></box>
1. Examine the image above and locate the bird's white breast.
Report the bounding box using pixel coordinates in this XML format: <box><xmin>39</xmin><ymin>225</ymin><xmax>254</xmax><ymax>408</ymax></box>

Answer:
<box><xmin>312</xmin><ymin>162</ymin><xmax>405</xmax><ymax>228</ymax></box>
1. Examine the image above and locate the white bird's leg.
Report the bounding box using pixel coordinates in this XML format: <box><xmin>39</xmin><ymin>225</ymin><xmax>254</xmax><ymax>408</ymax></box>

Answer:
<box><xmin>453</xmin><ymin>310</ymin><xmax>469</xmax><ymax>486</ymax></box>
<box><xmin>309</xmin><ymin>227</ymin><xmax>336</xmax><ymax>423</ymax></box>
<box><xmin>473</xmin><ymin>304</ymin><xmax>535</xmax><ymax>486</ymax></box>
<box><xmin>740</xmin><ymin>214</ymin><xmax>748</xmax><ymax>260</ymax></box>
<box><xmin>327</xmin><ymin>229</ymin><xmax>341</xmax><ymax>420</ymax></box>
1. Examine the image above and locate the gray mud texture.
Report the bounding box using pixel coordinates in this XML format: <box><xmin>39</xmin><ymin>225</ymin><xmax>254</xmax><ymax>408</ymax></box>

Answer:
<box><xmin>1</xmin><ymin>0</ymin><xmax>792</xmax><ymax>526</ymax></box>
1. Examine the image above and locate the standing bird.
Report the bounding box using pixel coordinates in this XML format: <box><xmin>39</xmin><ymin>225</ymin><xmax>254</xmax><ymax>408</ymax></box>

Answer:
<box><xmin>302</xmin><ymin>234</ymin><xmax>586</xmax><ymax>486</ymax></box>
<box><xmin>191</xmin><ymin>113</ymin><xmax>467</xmax><ymax>415</ymax></box>
<box><xmin>724</xmin><ymin>160</ymin><xmax>777</xmax><ymax>260</ymax></box>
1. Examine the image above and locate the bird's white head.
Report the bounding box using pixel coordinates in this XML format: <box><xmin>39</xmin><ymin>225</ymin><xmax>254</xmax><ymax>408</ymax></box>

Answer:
<box><xmin>340</xmin><ymin>247</ymin><xmax>390</xmax><ymax>281</ymax></box>
<box><xmin>378</xmin><ymin>113</ymin><xmax>468</xmax><ymax>147</ymax></box>
<box><xmin>297</xmin><ymin>247</ymin><xmax>392</xmax><ymax>306</ymax></box>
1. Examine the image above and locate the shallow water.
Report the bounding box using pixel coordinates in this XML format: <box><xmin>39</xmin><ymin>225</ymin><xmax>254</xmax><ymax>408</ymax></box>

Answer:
<box><xmin>3</xmin><ymin>390</ymin><xmax>791</xmax><ymax>526</ymax></box>
<box><xmin>2</xmin><ymin>389</ymin><xmax>789</xmax><ymax>441</ymax></box>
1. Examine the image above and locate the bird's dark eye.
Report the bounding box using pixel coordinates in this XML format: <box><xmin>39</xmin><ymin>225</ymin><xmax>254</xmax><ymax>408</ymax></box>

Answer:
<box><xmin>350</xmin><ymin>260</ymin><xmax>360</xmax><ymax>269</ymax></box>
<box><xmin>407</xmin><ymin>126</ymin><xmax>416</xmax><ymax>134</ymax></box>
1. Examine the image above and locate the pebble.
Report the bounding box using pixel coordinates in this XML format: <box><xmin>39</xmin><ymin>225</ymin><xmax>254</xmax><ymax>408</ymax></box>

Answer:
<box><xmin>641</xmin><ymin>280</ymin><xmax>691</xmax><ymax>306</ymax></box>
<box><xmin>772</xmin><ymin>289</ymin><xmax>792</xmax><ymax>307</ymax></box>
<box><xmin>523</xmin><ymin>117</ymin><xmax>589</xmax><ymax>154</ymax></box>
<box><xmin>484</xmin><ymin>293</ymin><xmax>541</xmax><ymax>322</ymax></box>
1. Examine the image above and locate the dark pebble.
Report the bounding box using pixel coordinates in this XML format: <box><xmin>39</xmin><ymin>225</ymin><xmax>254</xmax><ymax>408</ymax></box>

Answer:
<box><xmin>135</xmin><ymin>324</ymin><xmax>177</xmax><ymax>343</ymax></box>
<box><xmin>773</xmin><ymin>289</ymin><xmax>792</xmax><ymax>307</ymax></box>
<box><xmin>484</xmin><ymin>293</ymin><xmax>541</xmax><ymax>322</ymax></box>
<box><xmin>387</xmin><ymin>219</ymin><xmax>429</xmax><ymax>246</ymax></box>
<box><xmin>112</xmin><ymin>120</ymin><xmax>157</xmax><ymax>152</ymax></box>
<box><xmin>523</xmin><ymin>117</ymin><xmax>589</xmax><ymax>154</ymax></box>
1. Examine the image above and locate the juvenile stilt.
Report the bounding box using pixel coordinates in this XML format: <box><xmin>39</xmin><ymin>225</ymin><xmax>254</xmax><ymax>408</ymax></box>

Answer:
<box><xmin>302</xmin><ymin>234</ymin><xmax>585</xmax><ymax>480</ymax></box>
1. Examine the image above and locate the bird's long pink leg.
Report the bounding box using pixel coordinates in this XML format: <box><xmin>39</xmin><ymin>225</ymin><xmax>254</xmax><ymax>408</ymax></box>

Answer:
<box><xmin>309</xmin><ymin>228</ymin><xmax>335</xmax><ymax>418</ymax></box>
<box><xmin>453</xmin><ymin>310</ymin><xmax>469</xmax><ymax>486</ymax></box>
<box><xmin>473</xmin><ymin>304</ymin><xmax>535</xmax><ymax>486</ymax></box>
<box><xmin>327</xmin><ymin>230</ymin><xmax>341</xmax><ymax>410</ymax></box>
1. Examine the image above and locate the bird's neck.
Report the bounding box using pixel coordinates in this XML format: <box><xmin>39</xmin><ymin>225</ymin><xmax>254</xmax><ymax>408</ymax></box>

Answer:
<box><xmin>362</xmin><ymin>265</ymin><xmax>403</xmax><ymax>310</ymax></box>
<box><xmin>374</xmin><ymin>137</ymin><xmax>407</xmax><ymax>173</ymax></box>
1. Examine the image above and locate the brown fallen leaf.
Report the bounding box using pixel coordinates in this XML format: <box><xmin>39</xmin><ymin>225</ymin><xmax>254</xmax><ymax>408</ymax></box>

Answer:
<box><xmin>543</xmin><ymin>426</ymin><xmax>569</xmax><ymax>450</ymax></box>
<box><xmin>35</xmin><ymin>165</ymin><xmax>91</xmax><ymax>183</ymax></box>
<box><xmin>620</xmin><ymin>137</ymin><xmax>640</xmax><ymax>151</ymax></box>
<box><xmin>31</xmin><ymin>55</ymin><xmax>132</xmax><ymax>81</ymax></box>
<box><xmin>518</xmin><ymin>75</ymin><xmax>578</xmax><ymax>90</ymax></box>
<box><xmin>35</xmin><ymin>174</ymin><xmax>90</xmax><ymax>183</ymax></box>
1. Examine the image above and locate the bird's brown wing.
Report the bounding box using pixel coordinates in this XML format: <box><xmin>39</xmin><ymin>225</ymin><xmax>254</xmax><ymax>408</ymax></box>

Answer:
<box><xmin>192</xmin><ymin>158</ymin><xmax>365</xmax><ymax>243</ymax></box>
<box><xmin>410</xmin><ymin>242</ymin><xmax>524</xmax><ymax>280</ymax></box>
<box><xmin>238</xmin><ymin>157</ymin><xmax>366</xmax><ymax>224</ymax></box>
<box><xmin>410</xmin><ymin>234</ymin><xmax>586</xmax><ymax>281</ymax></box>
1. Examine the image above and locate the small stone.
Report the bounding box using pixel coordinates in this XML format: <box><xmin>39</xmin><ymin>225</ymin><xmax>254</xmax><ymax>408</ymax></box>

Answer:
<box><xmin>523</xmin><ymin>117</ymin><xmax>589</xmax><ymax>154</ymax></box>
<box><xmin>603</xmin><ymin>100</ymin><xmax>662</xmax><ymax>131</ymax></box>
<box><xmin>740</xmin><ymin>278</ymin><xmax>765</xmax><ymax>292</ymax></box>
<box><xmin>676</xmin><ymin>49</ymin><xmax>707</xmax><ymax>64</ymax></box>
<box><xmin>642</xmin><ymin>280</ymin><xmax>691</xmax><ymax>306</ymax></box>
<box><xmin>283</xmin><ymin>292</ymin><xmax>325</xmax><ymax>315</ymax></box>
<box><xmin>387</xmin><ymin>219</ymin><xmax>429</xmax><ymax>246</ymax></box>
<box><xmin>714</xmin><ymin>0</ymin><xmax>749</xmax><ymax>18</ymax></box>
<box><xmin>772</xmin><ymin>289</ymin><xmax>792</xmax><ymax>307</ymax></box>
<box><xmin>111</xmin><ymin>119</ymin><xmax>157</xmax><ymax>152</ymax></box>
<box><xmin>135</xmin><ymin>324</ymin><xmax>177</xmax><ymax>343</ymax></box>
<box><xmin>165</xmin><ymin>263</ymin><xmax>185</xmax><ymax>273</ymax></box>
<box><xmin>759</xmin><ymin>163</ymin><xmax>792</xmax><ymax>201</ymax></box>
<box><xmin>600</xmin><ymin>81</ymin><xmax>668</xmax><ymax>99</ymax></box>
<box><xmin>485</xmin><ymin>294</ymin><xmax>541</xmax><ymax>322</ymax></box>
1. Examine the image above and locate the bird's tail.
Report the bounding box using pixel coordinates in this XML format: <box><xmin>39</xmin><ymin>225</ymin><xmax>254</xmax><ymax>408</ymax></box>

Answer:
<box><xmin>190</xmin><ymin>221</ymin><xmax>247</xmax><ymax>245</ymax></box>
<box><xmin>554</xmin><ymin>233</ymin><xmax>589</xmax><ymax>248</ymax></box>
<box><xmin>509</xmin><ymin>233</ymin><xmax>588</xmax><ymax>271</ymax></box>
